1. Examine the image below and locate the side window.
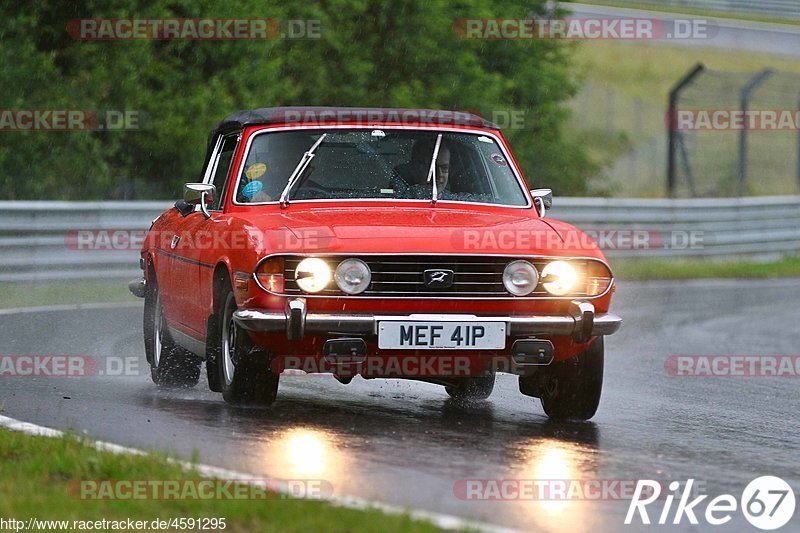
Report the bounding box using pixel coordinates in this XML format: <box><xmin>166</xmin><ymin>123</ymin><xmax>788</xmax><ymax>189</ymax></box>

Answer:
<box><xmin>207</xmin><ymin>134</ymin><xmax>239</xmax><ymax>210</ymax></box>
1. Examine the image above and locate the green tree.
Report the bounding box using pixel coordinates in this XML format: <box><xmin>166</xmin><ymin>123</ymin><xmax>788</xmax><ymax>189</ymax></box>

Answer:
<box><xmin>0</xmin><ymin>0</ymin><xmax>595</xmax><ymax>199</ymax></box>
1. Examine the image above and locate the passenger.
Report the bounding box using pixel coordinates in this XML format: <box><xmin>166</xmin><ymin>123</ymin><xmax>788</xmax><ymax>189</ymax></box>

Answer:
<box><xmin>238</xmin><ymin>134</ymin><xmax>309</xmax><ymax>203</ymax></box>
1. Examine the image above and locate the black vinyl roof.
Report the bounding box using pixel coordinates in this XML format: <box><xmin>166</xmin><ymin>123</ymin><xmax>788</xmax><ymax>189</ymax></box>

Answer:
<box><xmin>210</xmin><ymin>106</ymin><xmax>500</xmax><ymax>138</ymax></box>
<box><xmin>200</xmin><ymin>107</ymin><xmax>500</xmax><ymax>180</ymax></box>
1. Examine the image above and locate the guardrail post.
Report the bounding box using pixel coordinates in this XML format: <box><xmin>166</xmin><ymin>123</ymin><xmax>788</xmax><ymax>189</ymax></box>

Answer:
<box><xmin>667</xmin><ymin>63</ymin><xmax>705</xmax><ymax>198</ymax></box>
<box><xmin>738</xmin><ymin>69</ymin><xmax>773</xmax><ymax>193</ymax></box>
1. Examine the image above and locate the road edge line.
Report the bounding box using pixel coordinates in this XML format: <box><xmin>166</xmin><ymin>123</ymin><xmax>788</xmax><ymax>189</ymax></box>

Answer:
<box><xmin>0</xmin><ymin>414</ymin><xmax>518</xmax><ymax>533</ymax></box>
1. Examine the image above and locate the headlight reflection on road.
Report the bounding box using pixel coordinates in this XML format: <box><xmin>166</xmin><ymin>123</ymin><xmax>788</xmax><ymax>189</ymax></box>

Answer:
<box><xmin>280</xmin><ymin>429</ymin><xmax>335</xmax><ymax>479</ymax></box>
<box><xmin>522</xmin><ymin>438</ymin><xmax>597</xmax><ymax>528</ymax></box>
<box><xmin>504</xmin><ymin>438</ymin><xmax>599</xmax><ymax>532</ymax></box>
<box><xmin>259</xmin><ymin>427</ymin><xmax>353</xmax><ymax>491</ymax></box>
<box><xmin>527</xmin><ymin>441</ymin><xmax>576</xmax><ymax>514</ymax></box>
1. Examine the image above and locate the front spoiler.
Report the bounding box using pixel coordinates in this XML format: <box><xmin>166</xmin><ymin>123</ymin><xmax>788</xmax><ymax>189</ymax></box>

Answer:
<box><xmin>233</xmin><ymin>299</ymin><xmax>621</xmax><ymax>344</ymax></box>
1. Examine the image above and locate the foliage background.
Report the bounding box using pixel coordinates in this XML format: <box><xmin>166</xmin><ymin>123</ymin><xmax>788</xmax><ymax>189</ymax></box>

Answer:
<box><xmin>0</xmin><ymin>0</ymin><xmax>595</xmax><ymax>200</ymax></box>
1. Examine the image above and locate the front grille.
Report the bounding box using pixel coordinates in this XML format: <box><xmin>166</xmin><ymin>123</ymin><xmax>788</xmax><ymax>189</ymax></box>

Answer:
<box><xmin>282</xmin><ymin>255</ymin><xmax>593</xmax><ymax>298</ymax></box>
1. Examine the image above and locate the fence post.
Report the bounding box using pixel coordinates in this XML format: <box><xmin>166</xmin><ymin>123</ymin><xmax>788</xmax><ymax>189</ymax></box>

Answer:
<box><xmin>738</xmin><ymin>69</ymin><xmax>773</xmax><ymax>193</ymax></box>
<box><xmin>667</xmin><ymin>63</ymin><xmax>705</xmax><ymax>198</ymax></box>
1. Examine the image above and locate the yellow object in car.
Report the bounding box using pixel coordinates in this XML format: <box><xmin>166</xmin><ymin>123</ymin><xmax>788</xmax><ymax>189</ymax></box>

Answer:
<box><xmin>245</xmin><ymin>162</ymin><xmax>267</xmax><ymax>180</ymax></box>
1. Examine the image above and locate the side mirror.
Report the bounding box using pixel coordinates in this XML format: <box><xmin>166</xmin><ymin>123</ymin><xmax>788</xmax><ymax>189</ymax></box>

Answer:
<box><xmin>530</xmin><ymin>188</ymin><xmax>552</xmax><ymax>217</ymax></box>
<box><xmin>183</xmin><ymin>183</ymin><xmax>216</xmax><ymax>219</ymax></box>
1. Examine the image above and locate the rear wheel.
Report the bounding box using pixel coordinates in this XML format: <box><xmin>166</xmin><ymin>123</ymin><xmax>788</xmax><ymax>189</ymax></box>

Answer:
<box><xmin>523</xmin><ymin>337</ymin><xmax>604</xmax><ymax>420</ymax></box>
<box><xmin>445</xmin><ymin>374</ymin><xmax>495</xmax><ymax>401</ymax></box>
<box><xmin>217</xmin><ymin>290</ymin><xmax>280</xmax><ymax>406</ymax></box>
<box><xmin>143</xmin><ymin>279</ymin><xmax>201</xmax><ymax>388</ymax></box>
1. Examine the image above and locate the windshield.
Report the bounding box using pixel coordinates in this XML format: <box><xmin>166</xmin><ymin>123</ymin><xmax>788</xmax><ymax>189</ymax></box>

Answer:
<box><xmin>234</xmin><ymin>129</ymin><xmax>529</xmax><ymax>206</ymax></box>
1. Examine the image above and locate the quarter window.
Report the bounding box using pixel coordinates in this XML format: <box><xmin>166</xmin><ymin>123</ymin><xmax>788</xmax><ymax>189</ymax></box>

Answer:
<box><xmin>207</xmin><ymin>134</ymin><xmax>239</xmax><ymax>210</ymax></box>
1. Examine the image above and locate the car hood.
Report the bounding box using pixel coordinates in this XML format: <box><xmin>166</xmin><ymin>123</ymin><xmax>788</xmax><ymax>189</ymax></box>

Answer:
<box><xmin>238</xmin><ymin>206</ymin><xmax>603</xmax><ymax>258</ymax></box>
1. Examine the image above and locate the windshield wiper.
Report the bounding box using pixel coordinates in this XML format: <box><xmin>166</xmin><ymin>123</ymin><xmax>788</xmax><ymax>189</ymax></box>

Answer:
<box><xmin>279</xmin><ymin>133</ymin><xmax>328</xmax><ymax>207</ymax></box>
<box><xmin>426</xmin><ymin>134</ymin><xmax>443</xmax><ymax>206</ymax></box>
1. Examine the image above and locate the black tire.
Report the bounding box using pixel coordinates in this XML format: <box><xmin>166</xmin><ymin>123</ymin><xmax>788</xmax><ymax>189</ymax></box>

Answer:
<box><xmin>205</xmin><ymin>312</ymin><xmax>224</xmax><ymax>392</ymax></box>
<box><xmin>445</xmin><ymin>373</ymin><xmax>495</xmax><ymax>401</ymax></box>
<box><xmin>143</xmin><ymin>277</ymin><xmax>202</xmax><ymax>388</ymax></box>
<box><xmin>217</xmin><ymin>290</ymin><xmax>279</xmax><ymax>406</ymax></box>
<box><xmin>533</xmin><ymin>337</ymin><xmax>604</xmax><ymax>420</ymax></box>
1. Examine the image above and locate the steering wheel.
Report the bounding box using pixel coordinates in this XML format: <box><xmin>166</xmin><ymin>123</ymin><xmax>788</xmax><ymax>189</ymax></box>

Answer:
<box><xmin>390</xmin><ymin>174</ymin><xmax>413</xmax><ymax>198</ymax></box>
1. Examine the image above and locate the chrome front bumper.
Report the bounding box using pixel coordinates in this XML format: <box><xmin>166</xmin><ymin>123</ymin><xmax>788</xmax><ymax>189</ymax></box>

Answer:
<box><xmin>233</xmin><ymin>299</ymin><xmax>622</xmax><ymax>344</ymax></box>
<box><xmin>129</xmin><ymin>277</ymin><xmax>147</xmax><ymax>298</ymax></box>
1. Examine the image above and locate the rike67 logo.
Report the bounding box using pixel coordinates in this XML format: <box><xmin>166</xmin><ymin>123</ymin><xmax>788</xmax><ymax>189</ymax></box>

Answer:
<box><xmin>626</xmin><ymin>476</ymin><xmax>796</xmax><ymax>530</ymax></box>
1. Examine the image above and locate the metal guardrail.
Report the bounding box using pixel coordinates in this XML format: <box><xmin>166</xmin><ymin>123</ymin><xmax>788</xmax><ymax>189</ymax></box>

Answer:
<box><xmin>0</xmin><ymin>197</ymin><xmax>798</xmax><ymax>281</ymax></box>
<box><xmin>0</xmin><ymin>201</ymin><xmax>170</xmax><ymax>282</ymax></box>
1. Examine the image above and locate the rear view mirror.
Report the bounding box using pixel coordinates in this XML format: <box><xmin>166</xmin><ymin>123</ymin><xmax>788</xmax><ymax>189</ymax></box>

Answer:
<box><xmin>183</xmin><ymin>183</ymin><xmax>216</xmax><ymax>218</ymax></box>
<box><xmin>531</xmin><ymin>188</ymin><xmax>553</xmax><ymax>217</ymax></box>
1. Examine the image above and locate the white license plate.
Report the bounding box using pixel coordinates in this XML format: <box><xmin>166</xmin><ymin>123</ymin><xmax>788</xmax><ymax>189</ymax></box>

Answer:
<box><xmin>378</xmin><ymin>321</ymin><xmax>506</xmax><ymax>350</ymax></box>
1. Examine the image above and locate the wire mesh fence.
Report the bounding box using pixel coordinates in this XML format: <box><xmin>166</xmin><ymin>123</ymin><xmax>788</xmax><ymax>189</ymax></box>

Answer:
<box><xmin>569</xmin><ymin>83</ymin><xmax>668</xmax><ymax>197</ymax></box>
<box><xmin>668</xmin><ymin>64</ymin><xmax>800</xmax><ymax>198</ymax></box>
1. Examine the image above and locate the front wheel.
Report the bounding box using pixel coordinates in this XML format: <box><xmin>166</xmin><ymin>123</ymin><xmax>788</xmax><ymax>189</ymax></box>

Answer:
<box><xmin>143</xmin><ymin>281</ymin><xmax>201</xmax><ymax>388</ymax></box>
<box><xmin>522</xmin><ymin>337</ymin><xmax>604</xmax><ymax>420</ymax></box>
<box><xmin>217</xmin><ymin>290</ymin><xmax>279</xmax><ymax>406</ymax></box>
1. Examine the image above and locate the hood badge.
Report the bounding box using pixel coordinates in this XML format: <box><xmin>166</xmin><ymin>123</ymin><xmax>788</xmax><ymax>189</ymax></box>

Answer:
<box><xmin>423</xmin><ymin>269</ymin><xmax>454</xmax><ymax>288</ymax></box>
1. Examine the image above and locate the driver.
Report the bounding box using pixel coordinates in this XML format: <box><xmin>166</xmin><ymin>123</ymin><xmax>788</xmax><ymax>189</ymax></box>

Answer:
<box><xmin>394</xmin><ymin>139</ymin><xmax>452</xmax><ymax>199</ymax></box>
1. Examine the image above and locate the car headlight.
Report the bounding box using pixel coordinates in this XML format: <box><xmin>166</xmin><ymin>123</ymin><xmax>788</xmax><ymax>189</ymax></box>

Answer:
<box><xmin>541</xmin><ymin>260</ymin><xmax>578</xmax><ymax>296</ymax></box>
<box><xmin>335</xmin><ymin>258</ymin><xmax>371</xmax><ymax>295</ymax></box>
<box><xmin>503</xmin><ymin>260</ymin><xmax>539</xmax><ymax>296</ymax></box>
<box><xmin>295</xmin><ymin>257</ymin><xmax>331</xmax><ymax>293</ymax></box>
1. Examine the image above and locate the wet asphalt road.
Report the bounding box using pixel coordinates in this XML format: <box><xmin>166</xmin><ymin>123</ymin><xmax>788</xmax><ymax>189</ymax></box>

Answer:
<box><xmin>567</xmin><ymin>3</ymin><xmax>800</xmax><ymax>57</ymax></box>
<box><xmin>1</xmin><ymin>279</ymin><xmax>799</xmax><ymax>532</ymax></box>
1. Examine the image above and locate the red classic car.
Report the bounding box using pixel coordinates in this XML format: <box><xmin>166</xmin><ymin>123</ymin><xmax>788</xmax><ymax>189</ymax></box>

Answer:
<box><xmin>130</xmin><ymin>107</ymin><xmax>621</xmax><ymax>420</ymax></box>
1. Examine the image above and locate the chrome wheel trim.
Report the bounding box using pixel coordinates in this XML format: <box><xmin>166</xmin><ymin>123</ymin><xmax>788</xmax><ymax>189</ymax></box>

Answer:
<box><xmin>222</xmin><ymin>309</ymin><xmax>236</xmax><ymax>387</ymax></box>
<box><xmin>153</xmin><ymin>294</ymin><xmax>164</xmax><ymax>368</ymax></box>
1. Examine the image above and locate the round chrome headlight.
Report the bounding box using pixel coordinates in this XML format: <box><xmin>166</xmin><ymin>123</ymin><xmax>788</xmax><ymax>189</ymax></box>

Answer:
<box><xmin>335</xmin><ymin>258</ymin><xmax>371</xmax><ymax>295</ymax></box>
<box><xmin>295</xmin><ymin>257</ymin><xmax>331</xmax><ymax>293</ymax></box>
<box><xmin>541</xmin><ymin>260</ymin><xmax>578</xmax><ymax>296</ymax></box>
<box><xmin>503</xmin><ymin>260</ymin><xmax>539</xmax><ymax>296</ymax></box>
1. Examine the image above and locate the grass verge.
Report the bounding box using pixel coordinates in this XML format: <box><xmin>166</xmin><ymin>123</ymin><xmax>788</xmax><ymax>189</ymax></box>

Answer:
<box><xmin>568</xmin><ymin>39</ymin><xmax>800</xmax><ymax>196</ymax></box>
<box><xmin>572</xmin><ymin>41</ymin><xmax>800</xmax><ymax>109</ymax></box>
<box><xmin>0</xmin><ymin>279</ymin><xmax>133</xmax><ymax>309</ymax></box>
<box><xmin>613</xmin><ymin>256</ymin><xmax>800</xmax><ymax>280</ymax></box>
<box><xmin>0</xmin><ymin>427</ymin><xmax>445</xmax><ymax>533</ymax></box>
